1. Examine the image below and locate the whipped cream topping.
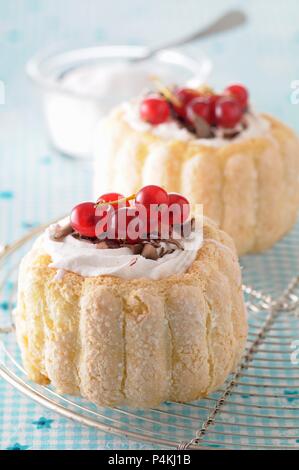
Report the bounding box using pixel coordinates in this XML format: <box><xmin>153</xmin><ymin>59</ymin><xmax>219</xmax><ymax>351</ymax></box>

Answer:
<box><xmin>42</xmin><ymin>221</ymin><xmax>203</xmax><ymax>280</ymax></box>
<box><xmin>122</xmin><ymin>101</ymin><xmax>271</xmax><ymax>147</ymax></box>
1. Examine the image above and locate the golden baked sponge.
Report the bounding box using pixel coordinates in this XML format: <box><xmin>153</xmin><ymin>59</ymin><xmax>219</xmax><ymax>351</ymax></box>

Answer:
<box><xmin>16</xmin><ymin>218</ymin><xmax>247</xmax><ymax>408</ymax></box>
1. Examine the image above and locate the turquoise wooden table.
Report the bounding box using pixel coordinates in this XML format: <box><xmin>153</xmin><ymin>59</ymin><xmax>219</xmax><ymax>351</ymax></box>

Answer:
<box><xmin>0</xmin><ymin>0</ymin><xmax>299</xmax><ymax>450</ymax></box>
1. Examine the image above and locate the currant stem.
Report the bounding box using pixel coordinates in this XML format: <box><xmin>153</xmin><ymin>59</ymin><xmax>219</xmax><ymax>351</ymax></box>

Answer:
<box><xmin>150</xmin><ymin>76</ymin><xmax>182</xmax><ymax>107</ymax></box>
<box><xmin>95</xmin><ymin>194</ymin><xmax>136</xmax><ymax>208</ymax></box>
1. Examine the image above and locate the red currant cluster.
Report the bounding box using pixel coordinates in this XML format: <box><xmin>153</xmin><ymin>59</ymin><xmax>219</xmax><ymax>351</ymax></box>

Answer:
<box><xmin>70</xmin><ymin>185</ymin><xmax>190</xmax><ymax>244</ymax></box>
<box><xmin>140</xmin><ymin>83</ymin><xmax>249</xmax><ymax>130</ymax></box>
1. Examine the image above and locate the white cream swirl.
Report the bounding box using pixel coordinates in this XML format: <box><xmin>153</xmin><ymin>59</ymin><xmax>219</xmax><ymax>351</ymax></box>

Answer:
<box><xmin>42</xmin><ymin>223</ymin><xmax>203</xmax><ymax>280</ymax></box>
<box><xmin>122</xmin><ymin>101</ymin><xmax>270</xmax><ymax>147</ymax></box>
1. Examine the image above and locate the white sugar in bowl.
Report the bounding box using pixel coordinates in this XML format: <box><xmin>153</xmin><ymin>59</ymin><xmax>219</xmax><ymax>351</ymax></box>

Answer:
<box><xmin>27</xmin><ymin>45</ymin><xmax>212</xmax><ymax>159</ymax></box>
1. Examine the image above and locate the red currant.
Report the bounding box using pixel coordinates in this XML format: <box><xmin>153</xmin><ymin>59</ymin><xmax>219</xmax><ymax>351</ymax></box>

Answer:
<box><xmin>70</xmin><ymin>202</ymin><xmax>99</xmax><ymax>238</ymax></box>
<box><xmin>224</xmin><ymin>84</ymin><xmax>248</xmax><ymax>110</ymax></box>
<box><xmin>140</xmin><ymin>96</ymin><xmax>170</xmax><ymax>124</ymax></box>
<box><xmin>135</xmin><ymin>185</ymin><xmax>169</xmax><ymax>235</ymax></box>
<box><xmin>95</xmin><ymin>192</ymin><xmax>130</xmax><ymax>237</ymax></box>
<box><xmin>173</xmin><ymin>88</ymin><xmax>200</xmax><ymax>118</ymax></box>
<box><xmin>168</xmin><ymin>193</ymin><xmax>190</xmax><ymax>224</ymax></box>
<box><xmin>109</xmin><ymin>206</ymin><xmax>146</xmax><ymax>243</ymax></box>
<box><xmin>215</xmin><ymin>97</ymin><xmax>243</xmax><ymax>128</ymax></box>
<box><xmin>186</xmin><ymin>97</ymin><xmax>213</xmax><ymax>125</ymax></box>
<box><xmin>135</xmin><ymin>185</ymin><xmax>169</xmax><ymax>209</ymax></box>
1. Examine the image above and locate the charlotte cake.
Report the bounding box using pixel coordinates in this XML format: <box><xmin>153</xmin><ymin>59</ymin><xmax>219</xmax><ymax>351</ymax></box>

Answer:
<box><xmin>16</xmin><ymin>186</ymin><xmax>247</xmax><ymax>408</ymax></box>
<box><xmin>94</xmin><ymin>83</ymin><xmax>299</xmax><ymax>255</ymax></box>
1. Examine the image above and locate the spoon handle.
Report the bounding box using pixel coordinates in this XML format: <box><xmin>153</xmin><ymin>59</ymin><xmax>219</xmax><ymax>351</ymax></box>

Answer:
<box><xmin>143</xmin><ymin>10</ymin><xmax>247</xmax><ymax>59</ymax></box>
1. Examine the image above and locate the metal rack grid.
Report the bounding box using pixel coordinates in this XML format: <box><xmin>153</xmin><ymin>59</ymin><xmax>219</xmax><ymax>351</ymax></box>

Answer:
<box><xmin>0</xmin><ymin>222</ymin><xmax>299</xmax><ymax>450</ymax></box>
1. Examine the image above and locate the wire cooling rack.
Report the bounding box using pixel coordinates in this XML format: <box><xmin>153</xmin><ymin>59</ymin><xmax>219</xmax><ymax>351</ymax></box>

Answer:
<box><xmin>0</xmin><ymin>221</ymin><xmax>299</xmax><ymax>450</ymax></box>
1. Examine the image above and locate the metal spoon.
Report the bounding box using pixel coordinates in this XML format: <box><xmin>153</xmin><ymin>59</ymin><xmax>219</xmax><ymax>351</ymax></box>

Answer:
<box><xmin>133</xmin><ymin>9</ymin><xmax>247</xmax><ymax>62</ymax></box>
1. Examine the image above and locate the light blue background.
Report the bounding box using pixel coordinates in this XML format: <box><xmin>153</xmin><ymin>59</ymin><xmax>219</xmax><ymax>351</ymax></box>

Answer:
<box><xmin>0</xmin><ymin>0</ymin><xmax>299</xmax><ymax>450</ymax></box>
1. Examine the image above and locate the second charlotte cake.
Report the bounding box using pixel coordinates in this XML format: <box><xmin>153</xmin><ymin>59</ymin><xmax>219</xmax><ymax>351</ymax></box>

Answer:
<box><xmin>94</xmin><ymin>83</ymin><xmax>299</xmax><ymax>255</ymax></box>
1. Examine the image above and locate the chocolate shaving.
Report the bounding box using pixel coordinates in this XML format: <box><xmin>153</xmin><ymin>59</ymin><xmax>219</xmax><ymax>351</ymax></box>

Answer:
<box><xmin>193</xmin><ymin>115</ymin><xmax>212</xmax><ymax>139</ymax></box>
<box><xmin>146</xmin><ymin>239</ymin><xmax>161</xmax><ymax>248</ymax></box>
<box><xmin>159</xmin><ymin>238</ymin><xmax>184</xmax><ymax>250</ymax></box>
<box><xmin>141</xmin><ymin>243</ymin><xmax>159</xmax><ymax>260</ymax></box>
<box><xmin>49</xmin><ymin>221</ymin><xmax>74</xmax><ymax>241</ymax></box>
<box><xmin>161</xmin><ymin>246</ymin><xmax>175</xmax><ymax>257</ymax></box>
<box><xmin>96</xmin><ymin>239</ymin><xmax>120</xmax><ymax>249</ymax></box>
<box><xmin>129</xmin><ymin>257</ymin><xmax>138</xmax><ymax>266</ymax></box>
<box><xmin>222</xmin><ymin>129</ymin><xmax>241</xmax><ymax>139</ymax></box>
<box><xmin>96</xmin><ymin>241</ymin><xmax>110</xmax><ymax>249</ymax></box>
<box><xmin>159</xmin><ymin>246</ymin><xmax>166</xmax><ymax>257</ymax></box>
<box><xmin>72</xmin><ymin>232</ymin><xmax>98</xmax><ymax>244</ymax></box>
<box><xmin>129</xmin><ymin>243</ymin><xmax>144</xmax><ymax>255</ymax></box>
<box><xmin>66</xmin><ymin>216</ymin><xmax>197</xmax><ymax>260</ymax></box>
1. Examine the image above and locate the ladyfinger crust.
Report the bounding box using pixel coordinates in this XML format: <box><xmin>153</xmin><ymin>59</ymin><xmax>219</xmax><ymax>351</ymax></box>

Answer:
<box><xmin>15</xmin><ymin>217</ymin><xmax>247</xmax><ymax>408</ymax></box>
